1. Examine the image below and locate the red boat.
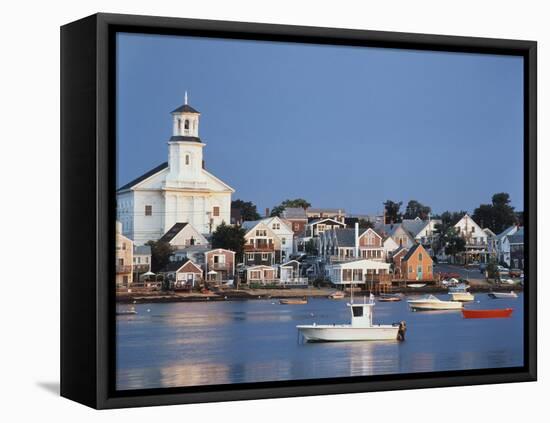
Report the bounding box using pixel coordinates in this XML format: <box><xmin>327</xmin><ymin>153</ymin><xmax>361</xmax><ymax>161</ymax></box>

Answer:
<box><xmin>462</xmin><ymin>308</ymin><xmax>513</xmax><ymax>319</ymax></box>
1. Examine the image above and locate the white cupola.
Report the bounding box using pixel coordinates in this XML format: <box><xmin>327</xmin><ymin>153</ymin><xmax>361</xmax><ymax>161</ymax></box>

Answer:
<box><xmin>166</xmin><ymin>92</ymin><xmax>206</xmax><ymax>187</ymax></box>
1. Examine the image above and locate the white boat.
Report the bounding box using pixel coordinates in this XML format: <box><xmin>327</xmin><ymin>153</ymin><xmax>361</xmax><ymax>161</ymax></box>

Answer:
<box><xmin>488</xmin><ymin>291</ymin><xmax>518</xmax><ymax>299</ymax></box>
<box><xmin>408</xmin><ymin>283</ymin><xmax>427</xmax><ymax>288</ymax></box>
<box><xmin>407</xmin><ymin>294</ymin><xmax>463</xmax><ymax>311</ymax></box>
<box><xmin>448</xmin><ymin>284</ymin><xmax>474</xmax><ymax>302</ymax></box>
<box><xmin>296</xmin><ymin>294</ymin><xmax>406</xmax><ymax>342</ymax></box>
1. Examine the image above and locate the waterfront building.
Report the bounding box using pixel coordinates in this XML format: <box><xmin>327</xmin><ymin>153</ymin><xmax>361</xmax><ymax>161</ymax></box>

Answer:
<box><xmin>374</xmin><ymin>223</ymin><xmax>415</xmax><ymax>249</ymax></box>
<box><xmin>204</xmin><ymin>248</ymin><xmax>236</xmax><ymax>284</ymax></box>
<box><xmin>171</xmin><ymin>245</ymin><xmax>210</xmax><ymax>266</ymax></box>
<box><xmin>159</xmin><ymin>222</ymin><xmax>209</xmax><ymax>249</ymax></box>
<box><xmin>399</xmin><ymin>244</ymin><xmax>434</xmax><ymax>281</ymax></box>
<box><xmin>391</xmin><ymin>246</ymin><xmax>409</xmax><ymax>279</ymax></box>
<box><xmin>307</xmin><ymin>217</ymin><xmax>346</xmax><ymax>237</ymax></box>
<box><xmin>132</xmin><ymin>245</ymin><xmax>151</xmax><ymax>282</ymax></box>
<box><xmin>281</xmin><ymin>207</ymin><xmax>308</xmax><ymax>235</ymax></box>
<box><xmin>401</xmin><ymin>217</ymin><xmax>442</xmax><ymax>250</ymax></box>
<box><xmin>453</xmin><ymin>214</ymin><xmax>488</xmax><ymax>264</ymax></box>
<box><xmin>116</xmin><ymin>95</ymin><xmax>235</xmax><ymax>245</ymax></box>
<box><xmin>306</xmin><ymin>208</ymin><xmax>346</xmax><ymax>223</ymax></box>
<box><xmin>159</xmin><ymin>259</ymin><xmax>203</xmax><ymax>290</ymax></box>
<box><xmin>116</xmin><ymin>221</ymin><xmax>134</xmax><ymax>287</ymax></box>
<box><xmin>279</xmin><ymin>260</ymin><xmax>308</xmax><ymax>285</ymax></box>
<box><xmin>245</xmin><ymin>265</ymin><xmax>278</xmax><ymax>285</ymax></box>
<box><xmin>242</xmin><ymin>220</ymin><xmax>283</xmax><ymax>265</ymax></box>
<box><xmin>498</xmin><ymin>226</ymin><xmax>524</xmax><ymax>269</ymax></box>
<box><xmin>325</xmin><ymin>259</ymin><xmax>391</xmax><ymax>286</ymax></box>
<box><xmin>319</xmin><ymin>227</ymin><xmax>385</xmax><ymax>263</ymax></box>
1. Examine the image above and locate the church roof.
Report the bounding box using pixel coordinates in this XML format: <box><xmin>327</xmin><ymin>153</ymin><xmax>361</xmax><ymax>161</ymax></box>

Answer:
<box><xmin>117</xmin><ymin>162</ymin><xmax>168</xmax><ymax>192</ymax></box>
<box><xmin>171</xmin><ymin>104</ymin><xmax>200</xmax><ymax>114</ymax></box>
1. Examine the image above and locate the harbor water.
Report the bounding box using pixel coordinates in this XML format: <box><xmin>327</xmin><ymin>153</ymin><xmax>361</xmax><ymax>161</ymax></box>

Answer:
<box><xmin>116</xmin><ymin>293</ymin><xmax>524</xmax><ymax>390</ymax></box>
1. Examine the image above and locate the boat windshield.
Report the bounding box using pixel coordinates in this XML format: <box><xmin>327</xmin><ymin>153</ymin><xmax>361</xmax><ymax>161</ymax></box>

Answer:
<box><xmin>352</xmin><ymin>306</ymin><xmax>363</xmax><ymax>317</ymax></box>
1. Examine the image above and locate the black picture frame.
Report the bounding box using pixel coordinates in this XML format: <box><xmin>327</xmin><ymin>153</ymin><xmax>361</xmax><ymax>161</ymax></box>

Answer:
<box><xmin>60</xmin><ymin>12</ymin><xmax>537</xmax><ymax>409</ymax></box>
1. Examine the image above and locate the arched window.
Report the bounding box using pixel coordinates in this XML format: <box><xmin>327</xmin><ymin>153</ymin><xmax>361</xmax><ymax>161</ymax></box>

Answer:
<box><xmin>177</xmin><ymin>119</ymin><xmax>181</xmax><ymax>131</ymax></box>
<box><xmin>184</xmin><ymin>120</ymin><xmax>190</xmax><ymax>130</ymax></box>
<box><xmin>185</xmin><ymin>154</ymin><xmax>190</xmax><ymax>165</ymax></box>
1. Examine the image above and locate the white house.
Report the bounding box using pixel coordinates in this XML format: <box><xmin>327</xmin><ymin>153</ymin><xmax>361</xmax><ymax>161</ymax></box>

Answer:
<box><xmin>159</xmin><ymin>222</ymin><xmax>208</xmax><ymax>249</ymax></box>
<box><xmin>453</xmin><ymin>214</ymin><xmax>488</xmax><ymax>263</ymax></box>
<box><xmin>116</xmin><ymin>95</ymin><xmax>235</xmax><ymax>245</ymax></box>
<box><xmin>259</xmin><ymin>216</ymin><xmax>295</xmax><ymax>260</ymax></box>
<box><xmin>326</xmin><ymin>259</ymin><xmax>391</xmax><ymax>286</ymax></box>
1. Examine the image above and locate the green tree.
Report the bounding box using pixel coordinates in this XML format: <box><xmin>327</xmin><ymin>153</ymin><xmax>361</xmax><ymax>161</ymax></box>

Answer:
<box><xmin>472</xmin><ymin>192</ymin><xmax>517</xmax><ymax>234</ymax></box>
<box><xmin>145</xmin><ymin>240</ymin><xmax>175</xmax><ymax>273</ymax></box>
<box><xmin>358</xmin><ymin>218</ymin><xmax>375</xmax><ymax>229</ymax></box>
<box><xmin>403</xmin><ymin>200</ymin><xmax>431</xmax><ymax>220</ymax></box>
<box><xmin>211</xmin><ymin>221</ymin><xmax>246</xmax><ymax>262</ymax></box>
<box><xmin>443</xmin><ymin>229</ymin><xmax>466</xmax><ymax>262</ymax></box>
<box><xmin>383</xmin><ymin>200</ymin><xmax>403</xmax><ymax>224</ymax></box>
<box><xmin>270</xmin><ymin>198</ymin><xmax>311</xmax><ymax>217</ymax></box>
<box><xmin>231</xmin><ymin>199</ymin><xmax>261</xmax><ymax>221</ymax></box>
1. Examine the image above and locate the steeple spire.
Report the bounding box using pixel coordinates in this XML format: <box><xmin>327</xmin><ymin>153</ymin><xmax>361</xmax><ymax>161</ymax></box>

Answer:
<box><xmin>184</xmin><ymin>91</ymin><xmax>188</xmax><ymax>105</ymax></box>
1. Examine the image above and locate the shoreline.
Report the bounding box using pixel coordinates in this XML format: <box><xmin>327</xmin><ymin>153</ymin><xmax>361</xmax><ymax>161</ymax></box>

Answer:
<box><xmin>116</xmin><ymin>283</ymin><xmax>523</xmax><ymax>304</ymax></box>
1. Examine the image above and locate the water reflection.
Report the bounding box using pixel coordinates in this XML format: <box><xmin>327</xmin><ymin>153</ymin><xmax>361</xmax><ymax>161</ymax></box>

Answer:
<box><xmin>116</xmin><ymin>295</ymin><xmax>524</xmax><ymax>390</ymax></box>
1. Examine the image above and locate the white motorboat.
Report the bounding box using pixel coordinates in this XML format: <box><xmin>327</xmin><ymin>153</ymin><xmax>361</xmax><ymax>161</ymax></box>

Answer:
<box><xmin>407</xmin><ymin>294</ymin><xmax>463</xmax><ymax>311</ymax></box>
<box><xmin>408</xmin><ymin>283</ymin><xmax>427</xmax><ymax>288</ymax></box>
<box><xmin>296</xmin><ymin>294</ymin><xmax>406</xmax><ymax>342</ymax></box>
<box><xmin>448</xmin><ymin>284</ymin><xmax>474</xmax><ymax>302</ymax></box>
<box><xmin>488</xmin><ymin>291</ymin><xmax>518</xmax><ymax>299</ymax></box>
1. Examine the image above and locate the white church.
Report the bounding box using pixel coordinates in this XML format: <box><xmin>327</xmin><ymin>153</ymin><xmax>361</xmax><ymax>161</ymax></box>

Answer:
<box><xmin>117</xmin><ymin>94</ymin><xmax>234</xmax><ymax>245</ymax></box>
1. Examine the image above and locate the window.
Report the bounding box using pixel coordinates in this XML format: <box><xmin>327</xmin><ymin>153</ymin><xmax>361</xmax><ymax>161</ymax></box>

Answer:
<box><xmin>213</xmin><ymin>206</ymin><xmax>220</xmax><ymax>217</ymax></box>
<box><xmin>177</xmin><ymin>119</ymin><xmax>181</xmax><ymax>131</ymax></box>
<box><xmin>185</xmin><ymin>154</ymin><xmax>190</xmax><ymax>165</ymax></box>
<box><xmin>471</xmin><ymin>226</ymin><xmax>475</xmax><ymax>233</ymax></box>
<box><xmin>352</xmin><ymin>306</ymin><xmax>363</xmax><ymax>317</ymax></box>
<box><xmin>272</xmin><ymin>223</ymin><xmax>280</xmax><ymax>230</ymax></box>
<box><xmin>281</xmin><ymin>237</ymin><xmax>286</xmax><ymax>245</ymax></box>
<box><xmin>122</xmin><ymin>242</ymin><xmax>126</xmax><ymax>250</ymax></box>
<box><xmin>145</xmin><ymin>205</ymin><xmax>152</xmax><ymax>216</ymax></box>
<box><xmin>418</xmin><ymin>252</ymin><xmax>423</xmax><ymax>261</ymax></box>
<box><xmin>118</xmin><ymin>258</ymin><xmax>124</xmax><ymax>266</ymax></box>
<box><xmin>137</xmin><ymin>257</ymin><xmax>141</xmax><ymax>264</ymax></box>
<box><xmin>184</xmin><ymin>119</ymin><xmax>190</xmax><ymax>129</ymax></box>
<box><xmin>409</xmin><ymin>266</ymin><xmax>412</xmax><ymax>273</ymax></box>
<box><xmin>294</xmin><ymin>223</ymin><xmax>299</xmax><ymax>231</ymax></box>
<box><xmin>256</xmin><ymin>229</ymin><xmax>267</xmax><ymax>237</ymax></box>
<box><xmin>261</xmin><ymin>253</ymin><xmax>269</xmax><ymax>261</ymax></box>
<box><xmin>246</xmin><ymin>253</ymin><xmax>254</xmax><ymax>261</ymax></box>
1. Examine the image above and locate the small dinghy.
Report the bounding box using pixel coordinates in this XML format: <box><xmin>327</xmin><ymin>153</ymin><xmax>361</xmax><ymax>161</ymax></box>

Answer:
<box><xmin>462</xmin><ymin>308</ymin><xmax>513</xmax><ymax>319</ymax></box>
<box><xmin>328</xmin><ymin>291</ymin><xmax>345</xmax><ymax>300</ymax></box>
<box><xmin>117</xmin><ymin>306</ymin><xmax>137</xmax><ymax>315</ymax></box>
<box><xmin>448</xmin><ymin>284</ymin><xmax>474</xmax><ymax>302</ymax></box>
<box><xmin>378</xmin><ymin>294</ymin><xmax>402</xmax><ymax>302</ymax></box>
<box><xmin>297</xmin><ymin>294</ymin><xmax>406</xmax><ymax>342</ymax></box>
<box><xmin>408</xmin><ymin>283</ymin><xmax>427</xmax><ymax>288</ymax></box>
<box><xmin>488</xmin><ymin>291</ymin><xmax>518</xmax><ymax>299</ymax></box>
<box><xmin>280</xmin><ymin>298</ymin><xmax>308</xmax><ymax>305</ymax></box>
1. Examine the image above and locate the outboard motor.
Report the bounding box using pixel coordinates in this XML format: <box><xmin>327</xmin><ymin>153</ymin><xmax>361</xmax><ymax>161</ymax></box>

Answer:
<box><xmin>397</xmin><ymin>321</ymin><xmax>407</xmax><ymax>341</ymax></box>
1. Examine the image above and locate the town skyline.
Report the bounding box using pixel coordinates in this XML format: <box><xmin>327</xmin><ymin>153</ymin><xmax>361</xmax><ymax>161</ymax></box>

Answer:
<box><xmin>117</xmin><ymin>32</ymin><xmax>524</xmax><ymax>216</ymax></box>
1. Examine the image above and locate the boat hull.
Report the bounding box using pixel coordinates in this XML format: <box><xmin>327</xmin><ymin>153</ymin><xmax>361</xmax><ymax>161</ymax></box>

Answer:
<box><xmin>408</xmin><ymin>301</ymin><xmax>463</xmax><ymax>311</ymax></box>
<box><xmin>488</xmin><ymin>292</ymin><xmax>518</xmax><ymax>299</ymax></box>
<box><xmin>449</xmin><ymin>292</ymin><xmax>475</xmax><ymax>302</ymax></box>
<box><xmin>296</xmin><ymin>325</ymin><xmax>400</xmax><ymax>342</ymax></box>
<box><xmin>462</xmin><ymin>308</ymin><xmax>513</xmax><ymax>319</ymax></box>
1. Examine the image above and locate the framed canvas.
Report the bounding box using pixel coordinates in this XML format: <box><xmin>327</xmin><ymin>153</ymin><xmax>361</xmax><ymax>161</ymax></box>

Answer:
<box><xmin>60</xmin><ymin>13</ymin><xmax>537</xmax><ymax>409</ymax></box>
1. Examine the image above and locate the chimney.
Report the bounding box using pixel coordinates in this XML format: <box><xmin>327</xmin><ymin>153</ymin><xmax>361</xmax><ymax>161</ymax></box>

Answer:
<box><xmin>265</xmin><ymin>208</ymin><xmax>270</xmax><ymax>217</ymax></box>
<box><xmin>355</xmin><ymin>222</ymin><xmax>359</xmax><ymax>258</ymax></box>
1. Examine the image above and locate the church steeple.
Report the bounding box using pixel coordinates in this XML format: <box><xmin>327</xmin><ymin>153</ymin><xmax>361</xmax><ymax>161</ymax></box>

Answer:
<box><xmin>171</xmin><ymin>92</ymin><xmax>201</xmax><ymax>140</ymax></box>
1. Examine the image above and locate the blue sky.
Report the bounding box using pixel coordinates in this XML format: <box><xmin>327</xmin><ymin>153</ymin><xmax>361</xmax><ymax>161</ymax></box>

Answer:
<box><xmin>117</xmin><ymin>33</ymin><xmax>524</xmax><ymax>215</ymax></box>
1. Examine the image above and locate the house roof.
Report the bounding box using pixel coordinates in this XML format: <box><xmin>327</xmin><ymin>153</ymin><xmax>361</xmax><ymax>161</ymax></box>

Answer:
<box><xmin>392</xmin><ymin>246</ymin><xmax>408</xmax><ymax>256</ymax></box>
<box><xmin>401</xmin><ymin>244</ymin><xmax>427</xmax><ymax>262</ymax></box>
<box><xmin>307</xmin><ymin>208</ymin><xmax>345</xmax><ymax>214</ymax></box>
<box><xmin>241</xmin><ymin>220</ymin><xmax>261</xmax><ymax>231</ymax></box>
<box><xmin>133</xmin><ymin>245</ymin><xmax>151</xmax><ymax>255</ymax></box>
<box><xmin>160</xmin><ymin>259</ymin><xmax>192</xmax><ymax>273</ymax></box>
<box><xmin>309</xmin><ymin>217</ymin><xmax>345</xmax><ymax>227</ymax></box>
<box><xmin>171</xmin><ymin>104</ymin><xmax>200</xmax><ymax>114</ymax></box>
<box><xmin>496</xmin><ymin>225</ymin><xmax>519</xmax><ymax>240</ymax></box>
<box><xmin>401</xmin><ymin>219</ymin><xmax>429</xmax><ymax>237</ymax></box>
<box><xmin>117</xmin><ymin>162</ymin><xmax>168</xmax><ymax>192</ymax></box>
<box><xmin>507</xmin><ymin>233</ymin><xmax>524</xmax><ymax>244</ymax></box>
<box><xmin>333</xmin><ymin>228</ymin><xmax>357</xmax><ymax>247</ymax></box>
<box><xmin>159</xmin><ymin>223</ymin><xmax>189</xmax><ymax>243</ymax></box>
<box><xmin>282</xmin><ymin>207</ymin><xmax>308</xmax><ymax>219</ymax></box>
<box><xmin>375</xmin><ymin>223</ymin><xmax>408</xmax><ymax>238</ymax></box>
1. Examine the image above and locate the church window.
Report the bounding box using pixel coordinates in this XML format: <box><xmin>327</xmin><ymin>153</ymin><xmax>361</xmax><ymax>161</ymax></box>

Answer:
<box><xmin>145</xmin><ymin>205</ymin><xmax>152</xmax><ymax>216</ymax></box>
<box><xmin>177</xmin><ymin>119</ymin><xmax>181</xmax><ymax>131</ymax></box>
<box><xmin>184</xmin><ymin>119</ymin><xmax>190</xmax><ymax>129</ymax></box>
<box><xmin>213</xmin><ymin>206</ymin><xmax>220</xmax><ymax>217</ymax></box>
<box><xmin>185</xmin><ymin>154</ymin><xmax>190</xmax><ymax>165</ymax></box>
